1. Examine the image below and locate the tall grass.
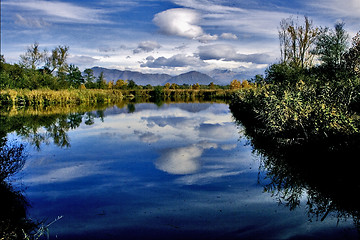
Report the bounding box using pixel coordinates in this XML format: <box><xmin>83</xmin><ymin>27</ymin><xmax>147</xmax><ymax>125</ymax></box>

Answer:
<box><xmin>0</xmin><ymin>89</ymin><xmax>124</xmax><ymax>107</ymax></box>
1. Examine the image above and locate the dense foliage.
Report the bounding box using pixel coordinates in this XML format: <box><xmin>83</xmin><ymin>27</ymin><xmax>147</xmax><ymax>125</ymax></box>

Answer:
<box><xmin>231</xmin><ymin>19</ymin><xmax>360</xmax><ymax>139</ymax></box>
<box><xmin>230</xmin><ymin>18</ymin><xmax>360</xmax><ymax>229</ymax></box>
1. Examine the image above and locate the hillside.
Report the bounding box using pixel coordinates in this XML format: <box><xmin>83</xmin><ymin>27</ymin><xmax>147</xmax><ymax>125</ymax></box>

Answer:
<box><xmin>89</xmin><ymin>67</ymin><xmax>217</xmax><ymax>86</ymax></box>
<box><xmin>165</xmin><ymin>71</ymin><xmax>215</xmax><ymax>85</ymax></box>
<box><xmin>91</xmin><ymin>67</ymin><xmax>172</xmax><ymax>86</ymax></box>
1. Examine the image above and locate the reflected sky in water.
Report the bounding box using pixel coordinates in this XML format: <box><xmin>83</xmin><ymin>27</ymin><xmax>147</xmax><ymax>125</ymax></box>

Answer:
<box><xmin>12</xmin><ymin>103</ymin><xmax>358</xmax><ymax>239</ymax></box>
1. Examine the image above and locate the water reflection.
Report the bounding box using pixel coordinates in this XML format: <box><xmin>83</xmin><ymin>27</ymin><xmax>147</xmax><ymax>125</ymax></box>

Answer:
<box><xmin>230</xmin><ymin>104</ymin><xmax>360</xmax><ymax>230</ymax></box>
<box><xmin>0</xmin><ymin>137</ymin><xmax>37</xmax><ymax>239</ymax></box>
<box><xmin>1</xmin><ymin>102</ymin><xmax>359</xmax><ymax>239</ymax></box>
<box><xmin>1</xmin><ymin>108</ymin><xmax>105</xmax><ymax>150</ymax></box>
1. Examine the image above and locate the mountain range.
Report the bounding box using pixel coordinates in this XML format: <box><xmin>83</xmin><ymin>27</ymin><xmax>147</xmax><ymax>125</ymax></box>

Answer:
<box><xmin>89</xmin><ymin>67</ymin><xmax>246</xmax><ymax>86</ymax></box>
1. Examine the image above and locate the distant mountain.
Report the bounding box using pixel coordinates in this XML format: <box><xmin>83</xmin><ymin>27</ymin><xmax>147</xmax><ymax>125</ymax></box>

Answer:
<box><xmin>90</xmin><ymin>67</ymin><xmax>172</xmax><ymax>86</ymax></box>
<box><xmin>88</xmin><ymin>67</ymin><xmax>216</xmax><ymax>86</ymax></box>
<box><xmin>165</xmin><ymin>71</ymin><xmax>215</xmax><ymax>85</ymax></box>
<box><xmin>209</xmin><ymin>69</ymin><xmax>244</xmax><ymax>85</ymax></box>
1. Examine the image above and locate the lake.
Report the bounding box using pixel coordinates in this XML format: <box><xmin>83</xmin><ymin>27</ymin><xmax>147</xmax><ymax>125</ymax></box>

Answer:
<box><xmin>1</xmin><ymin>102</ymin><xmax>359</xmax><ymax>239</ymax></box>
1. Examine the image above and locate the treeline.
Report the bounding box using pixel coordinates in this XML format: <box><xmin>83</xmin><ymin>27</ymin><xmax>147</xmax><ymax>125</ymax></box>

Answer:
<box><xmin>0</xmin><ymin>43</ymin><xmax>83</xmax><ymax>90</ymax></box>
<box><xmin>0</xmin><ymin>43</ymin><xmax>253</xmax><ymax>92</ymax></box>
<box><xmin>231</xmin><ymin>17</ymin><xmax>360</xmax><ymax>139</ymax></box>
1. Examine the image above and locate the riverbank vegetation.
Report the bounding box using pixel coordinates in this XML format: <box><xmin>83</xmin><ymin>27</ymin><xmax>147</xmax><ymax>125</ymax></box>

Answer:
<box><xmin>231</xmin><ymin>17</ymin><xmax>360</xmax><ymax>140</ymax></box>
<box><xmin>230</xmin><ymin>17</ymin><xmax>360</xmax><ymax>228</ymax></box>
<box><xmin>0</xmin><ymin>43</ymin><xmax>253</xmax><ymax>107</ymax></box>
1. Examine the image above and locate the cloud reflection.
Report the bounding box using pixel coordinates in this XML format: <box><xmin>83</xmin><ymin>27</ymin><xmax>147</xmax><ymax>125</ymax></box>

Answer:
<box><xmin>198</xmin><ymin>123</ymin><xmax>237</xmax><ymax>140</ymax></box>
<box><xmin>134</xmin><ymin>130</ymin><xmax>161</xmax><ymax>143</ymax></box>
<box><xmin>155</xmin><ymin>141</ymin><xmax>231</xmax><ymax>175</ymax></box>
<box><xmin>155</xmin><ymin>145</ymin><xmax>202</xmax><ymax>175</ymax></box>
<box><xmin>176</xmin><ymin>169</ymin><xmax>246</xmax><ymax>185</ymax></box>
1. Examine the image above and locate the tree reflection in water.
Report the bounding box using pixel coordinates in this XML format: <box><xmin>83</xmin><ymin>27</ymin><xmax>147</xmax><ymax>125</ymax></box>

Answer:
<box><xmin>0</xmin><ymin>107</ymin><xmax>106</xmax><ymax>239</ymax></box>
<box><xmin>1</xmin><ymin>109</ymin><xmax>105</xmax><ymax>150</ymax></box>
<box><xmin>231</xmin><ymin>105</ymin><xmax>360</xmax><ymax>231</ymax></box>
<box><xmin>0</xmin><ymin>137</ymin><xmax>36</xmax><ymax>239</ymax></box>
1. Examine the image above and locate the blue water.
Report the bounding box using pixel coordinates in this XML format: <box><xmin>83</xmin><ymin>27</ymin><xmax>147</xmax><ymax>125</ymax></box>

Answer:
<box><xmin>11</xmin><ymin>103</ymin><xmax>358</xmax><ymax>239</ymax></box>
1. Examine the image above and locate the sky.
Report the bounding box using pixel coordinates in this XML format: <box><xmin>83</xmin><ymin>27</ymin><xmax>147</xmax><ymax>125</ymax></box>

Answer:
<box><xmin>2</xmin><ymin>0</ymin><xmax>360</xmax><ymax>78</ymax></box>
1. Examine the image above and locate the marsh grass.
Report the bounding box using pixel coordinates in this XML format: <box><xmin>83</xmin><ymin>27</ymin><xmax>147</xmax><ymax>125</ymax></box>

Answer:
<box><xmin>0</xmin><ymin>89</ymin><xmax>124</xmax><ymax>107</ymax></box>
<box><xmin>0</xmin><ymin>89</ymin><xmax>232</xmax><ymax>108</ymax></box>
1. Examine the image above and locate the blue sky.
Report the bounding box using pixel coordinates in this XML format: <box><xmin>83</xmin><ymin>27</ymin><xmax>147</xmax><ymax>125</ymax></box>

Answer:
<box><xmin>2</xmin><ymin>0</ymin><xmax>360</xmax><ymax>77</ymax></box>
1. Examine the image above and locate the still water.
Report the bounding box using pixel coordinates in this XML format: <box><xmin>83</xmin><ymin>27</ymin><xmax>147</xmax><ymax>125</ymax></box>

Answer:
<box><xmin>4</xmin><ymin>103</ymin><xmax>359</xmax><ymax>239</ymax></box>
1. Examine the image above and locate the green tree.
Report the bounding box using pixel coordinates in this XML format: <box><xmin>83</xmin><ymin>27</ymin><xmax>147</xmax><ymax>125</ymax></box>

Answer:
<box><xmin>127</xmin><ymin>80</ymin><xmax>137</xmax><ymax>89</ymax></box>
<box><xmin>84</xmin><ymin>69</ymin><xmax>95</xmax><ymax>83</ymax></box>
<box><xmin>314</xmin><ymin>22</ymin><xmax>349</xmax><ymax>67</ymax></box>
<box><xmin>96</xmin><ymin>72</ymin><xmax>107</xmax><ymax>89</ymax></box>
<box><xmin>66</xmin><ymin>64</ymin><xmax>84</xmax><ymax>88</ymax></box>
<box><xmin>83</xmin><ymin>68</ymin><xmax>96</xmax><ymax>89</ymax></box>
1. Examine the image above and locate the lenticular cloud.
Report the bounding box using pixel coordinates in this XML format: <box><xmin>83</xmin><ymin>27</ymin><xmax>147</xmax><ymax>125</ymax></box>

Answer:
<box><xmin>153</xmin><ymin>8</ymin><xmax>204</xmax><ymax>39</ymax></box>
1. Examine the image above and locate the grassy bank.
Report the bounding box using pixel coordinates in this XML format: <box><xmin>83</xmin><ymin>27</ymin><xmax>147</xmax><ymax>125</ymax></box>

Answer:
<box><xmin>0</xmin><ymin>88</ymin><xmax>233</xmax><ymax>108</ymax></box>
<box><xmin>0</xmin><ymin>89</ymin><xmax>124</xmax><ymax>107</ymax></box>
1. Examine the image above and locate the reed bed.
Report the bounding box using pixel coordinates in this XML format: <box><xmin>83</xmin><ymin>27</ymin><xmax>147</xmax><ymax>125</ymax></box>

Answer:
<box><xmin>0</xmin><ymin>89</ymin><xmax>124</xmax><ymax>107</ymax></box>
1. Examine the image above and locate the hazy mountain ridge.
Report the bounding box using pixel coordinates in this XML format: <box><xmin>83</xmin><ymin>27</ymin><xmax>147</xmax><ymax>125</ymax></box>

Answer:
<box><xmin>89</xmin><ymin>67</ymin><xmax>244</xmax><ymax>86</ymax></box>
<box><xmin>90</xmin><ymin>67</ymin><xmax>172</xmax><ymax>86</ymax></box>
<box><xmin>166</xmin><ymin>71</ymin><xmax>215</xmax><ymax>85</ymax></box>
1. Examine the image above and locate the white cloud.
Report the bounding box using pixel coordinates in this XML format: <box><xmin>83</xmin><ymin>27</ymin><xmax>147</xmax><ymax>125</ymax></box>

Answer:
<box><xmin>4</xmin><ymin>0</ymin><xmax>108</xmax><ymax>24</ymax></box>
<box><xmin>220</xmin><ymin>144</ymin><xmax>237</xmax><ymax>151</ymax></box>
<box><xmin>220</xmin><ymin>33</ymin><xmax>238</xmax><ymax>40</ymax></box>
<box><xmin>309</xmin><ymin>0</ymin><xmax>360</xmax><ymax>19</ymax></box>
<box><xmin>68</xmin><ymin>55</ymin><xmax>99</xmax><ymax>67</ymax></box>
<box><xmin>198</xmin><ymin>44</ymin><xmax>272</xmax><ymax>64</ymax></box>
<box><xmin>196</xmin><ymin>34</ymin><xmax>219</xmax><ymax>43</ymax></box>
<box><xmin>172</xmin><ymin>0</ymin><xmax>245</xmax><ymax>14</ymax></box>
<box><xmin>133</xmin><ymin>41</ymin><xmax>162</xmax><ymax>54</ymax></box>
<box><xmin>14</xmin><ymin>14</ymin><xmax>50</xmax><ymax>28</ymax></box>
<box><xmin>141</xmin><ymin>54</ymin><xmax>207</xmax><ymax>68</ymax></box>
<box><xmin>153</xmin><ymin>8</ymin><xmax>218</xmax><ymax>42</ymax></box>
<box><xmin>153</xmin><ymin>8</ymin><xmax>204</xmax><ymax>38</ymax></box>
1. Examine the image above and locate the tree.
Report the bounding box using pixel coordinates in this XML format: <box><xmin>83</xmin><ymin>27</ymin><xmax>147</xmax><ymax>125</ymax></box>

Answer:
<box><xmin>83</xmin><ymin>69</ymin><xmax>96</xmax><ymax>89</ymax></box>
<box><xmin>170</xmin><ymin>83</ymin><xmax>178</xmax><ymax>89</ymax></box>
<box><xmin>66</xmin><ymin>64</ymin><xmax>84</xmax><ymax>88</ymax></box>
<box><xmin>164</xmin><ymin>82</ymin><xmax>170</xmax><ymax>89</ymax></box>
<box><xmin>241</xmin><ymin>80</ymin><xmax>251</xmax><ymax>88</ymax></box>
<box><xmin>313</xmin><ymin>23</ymin><xmax>349</xmax><ymax>67</ymax></box>
<box><xmin>47</xmin><ymin>45</ymin><xmax>69</xmax><ymax>74</ymax></box>
<box><xmin>127</xmin><ymin>80</ymin><xmax>137</xmax><ymax>89</ymax></box>
<box><xmin>108</xmin><ymin>80</ymin><xmax>114</xmax><ymax>89</ymax></box>
<box><xmin>84</xmin><ymin>69</ymin><xmax>95</xmax><ymax>83</ymax></box>
<box><xmin>20</xmin><ymin>42</ymin><xmax>47</xmax><ymax>70</ymax></box>
<box><xmin>279</xmin><ymin>16</ymin><xmax>319</xmax><ymax>68</ymax></box>
<box><xmin>114</xmin><ymin>79</ymin><xmax>127</xmax><ymax>89</ymax></box>
<box><xmin>230</xmin><ymin>79</ymin><xmax>241</xmax><ymax>90</ymax></box>
<box><xmin>192</xmin><ymin>83</ymin><xmax>200</xmax><ymax>90</ymax></box>
<box><xmin>344</xmin><ymin>31</ymin><xmax>360</xmax><ymax>76</ymax></box>
<box><xmin>96</xmin><ymin>72</ymin><xmax>107</xmax><ymax>89</ymax></box>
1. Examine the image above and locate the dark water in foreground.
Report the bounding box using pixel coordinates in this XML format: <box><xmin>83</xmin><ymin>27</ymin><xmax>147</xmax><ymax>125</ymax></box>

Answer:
<box><xmin>2</xmin><ymin>103</ymin><xmax>359</xmax><ymax>239</ymax></box>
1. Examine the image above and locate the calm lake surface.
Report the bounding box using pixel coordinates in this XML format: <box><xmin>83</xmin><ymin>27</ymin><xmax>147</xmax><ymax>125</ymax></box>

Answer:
<box><xmin>4</xmin><ymin>102</ymin><xmax>359</xmax><ymax>239</ymax></box>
